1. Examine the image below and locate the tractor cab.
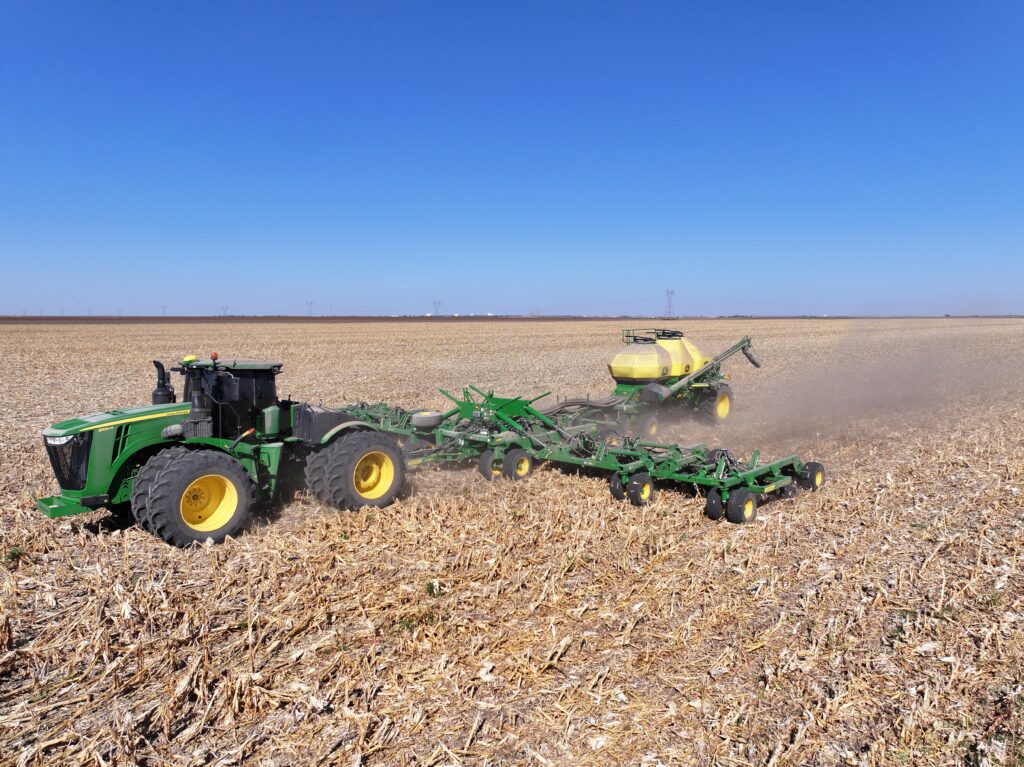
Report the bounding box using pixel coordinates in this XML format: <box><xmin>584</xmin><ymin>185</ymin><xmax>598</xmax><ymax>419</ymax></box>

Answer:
<box><xmin>158</xmin><ymin>354</ymin><xmax>284</xmax><ymax>440</ymax></box>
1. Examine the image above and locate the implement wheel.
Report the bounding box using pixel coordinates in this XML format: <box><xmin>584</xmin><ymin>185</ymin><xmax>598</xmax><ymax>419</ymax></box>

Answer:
<box><xmin>704</xmin><ymin>488</ymin><xmax>724</xmax><ymax>520</ymax></box>
<box><xmin>321</xmin><ymin>431</ymin><xmax>406</xmax><ymax>509</ymax></box>
<box><xmin>700</xmin><ymin>384</ymin><xmax>732</xmax><ymax>424</ymax></box>
<box><xmin>726</xmin><ymin>488</ymin><xmax>757</xmax><ymax>524</ymax></box>
<box><xmin>626</xmin><ymin>474</ymin><xmax>655</xmax><ymax>506</ymax></box>
<box><xmin>798</xmin><ymin>461</ymin><xmax>825</xmax><ymax>492</ymax></box>
<box><xmin>477</xmin><ymin>450</ymin><xmax>502</xmax><ymax>481</ymax></box>
<box><xmin>501</xmin><ymin>449</ymin><xmax>533</xmax><ymax>480</ymax></box>
<box><xmin>609</xmin><ymin>474</ymin><xmax>626</xmax><ymax>500</ymax></box>
<box><xmin>135</xmin><ymin>448</ymin><xmax>254</xmax><ymax>546</ymax></box>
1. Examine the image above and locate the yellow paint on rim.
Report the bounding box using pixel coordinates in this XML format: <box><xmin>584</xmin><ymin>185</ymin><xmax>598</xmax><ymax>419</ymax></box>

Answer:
<box><xmin>716</xmin><ymin>392</ymin><xmax>731</xmax><ymax>419</ymax></box>
<box><xmin>515</xmin><ymin>457</ymin><xmax>531</xmax><ymax>476</ymax></box>
<box><xmin>353</xmin><ymin>450</ymin><xmax>395</xmax><ymax>500</ymax></box>
<box><xmin>639</xmin><ymin>482</ymin><xmax>651</xmax><ymax>501</ymax></box>
<box><xmin>814</xmin><ymin>470</ymin><xmax>823</xmax><ymax>487</ymax></box>
<box><xmin>179</xmin><ymin>474</ymin><xmax>238</xmax><ymax>532</ymax></box>
<box><xmin>743</xmin><ymin>497</ymin><xmax>754</xmax><ymax>520</ymax></box>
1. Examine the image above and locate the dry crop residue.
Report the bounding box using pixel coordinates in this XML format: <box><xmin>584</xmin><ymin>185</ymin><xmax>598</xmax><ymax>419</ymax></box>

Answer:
<box><xmin>0</xmin><ymin>318</ymin><xmax>1022</xmax><ymax>766</ymax></box>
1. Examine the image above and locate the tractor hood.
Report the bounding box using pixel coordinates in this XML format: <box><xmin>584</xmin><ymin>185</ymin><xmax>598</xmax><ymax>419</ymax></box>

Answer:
<box><xmin>43</xmin><ymin>402</ymin><xmax>192</xmax><ymax>439</ymax></box>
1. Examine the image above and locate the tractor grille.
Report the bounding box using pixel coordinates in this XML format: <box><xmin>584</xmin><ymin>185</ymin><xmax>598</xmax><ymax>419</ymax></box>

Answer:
<box><xmin>45</xmin><ymin>432</ymin><xmax>92</xmax><ymax>490</ymax></box>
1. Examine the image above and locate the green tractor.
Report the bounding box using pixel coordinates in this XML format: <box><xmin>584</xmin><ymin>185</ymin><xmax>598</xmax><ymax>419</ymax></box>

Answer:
<box><xmin>37</xmin><ymin>354</ymin><xmax>404</xmax><ymax>546</ymax></box>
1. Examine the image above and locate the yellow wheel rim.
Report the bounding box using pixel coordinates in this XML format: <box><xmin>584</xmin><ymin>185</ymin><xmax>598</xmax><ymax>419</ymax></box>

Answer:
<box><xmin>743</xmin><ymin>497</ymin><xmax>753</xmax><ymax>520</ymax></box>
<box><xmin>353</xmin><ymin>451</ymin><xmax>395</xmax><ymax>500</ymax></box>
<box><xmin>515</xmin><ymin>457</ymin><xmax>530</xmax><ymax>476</ymax></box>
<box><xmin>716</xmin><ymin>393</ymin><xmax>731</xmax><ymax>419</ymax></box>
<box><xmin>640</xmin><ymin>482</ymin><xmax>651</xmax><ymax>501</ymax></box>
<box><xmin>180</xmin><ymin>474</ymin><xmax>238</xmax><ymax>532</ymax></box>
<box><xmin>814</xmin><ymin>470</ymin><xmax>823</xmax><ymax>487</ymax></box>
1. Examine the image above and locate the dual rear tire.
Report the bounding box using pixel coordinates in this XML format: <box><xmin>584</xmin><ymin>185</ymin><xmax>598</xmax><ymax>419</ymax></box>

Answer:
<box><xmin>305</xmin><ymin>431</ymin><xmax>406</xmax><ymax>509</ymax></box>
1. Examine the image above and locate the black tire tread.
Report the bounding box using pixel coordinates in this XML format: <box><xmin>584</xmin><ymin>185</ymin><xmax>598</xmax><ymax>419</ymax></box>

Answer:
<box><xmin>131</xmin><ymin>446</ymin><xmax>191</xmax><ymax>533</ymax></box>
<box><xmin>323</xmin><ymin>432</ymin><xmax>406</xmax><ymax>510</ymax></box>
<box><xmin>700</xmin><ymin>384</ymin><xmax>733</xmax><ymax>424</ymax></box>
<box><xmin>142</xmin><ymin>450</ymin><xmax>254</xmax><ymax>546</ymax></box>
<box><xmin>304</xmin><ymin>448</ymin><xmax>333</xmax><ymax>503</ymax></box>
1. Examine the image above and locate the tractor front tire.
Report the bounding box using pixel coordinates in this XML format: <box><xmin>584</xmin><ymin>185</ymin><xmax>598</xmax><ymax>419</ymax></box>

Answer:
<box><xmin>323</xmin><ymin>431</ymin><xmax>406</xmax><ymax>510</ymax></box>
<box><xmin>131</xmin><ymin>446</ymin><xmax>191</xmax><ymax>534</ymax></box>
<box><xmin>700</xmin><ymin>384</ymin><xmax>733</xmax><ymax>424</ymax></box>
<box><xmin>136</xmin><ymin>449</ymin><xmax>254</xmax><ymax>546</ymax></box>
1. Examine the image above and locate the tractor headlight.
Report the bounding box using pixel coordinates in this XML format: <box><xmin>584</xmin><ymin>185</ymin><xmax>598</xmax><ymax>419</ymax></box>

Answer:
<box><xmin>45</xmin><ymin>435</ymin><xmax>76</xmax><ymax>446</ymax></box>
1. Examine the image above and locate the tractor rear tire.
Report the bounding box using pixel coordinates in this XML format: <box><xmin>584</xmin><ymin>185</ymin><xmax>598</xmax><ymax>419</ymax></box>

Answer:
<box><xmin>704</xmin><ymin>489</ymin><xmax>724</xmax><ymax>520</ymax></box>
<box><xmin>477</xmin><ymin>450</ymin><xmax>502</xmax><ymax>481</ymax></box>
<box><xmin>137</xmin><ymin>449</ymin><xmax>255</xmax><ymax>546</ymax></box>
<box><xmin>798</xmin><ymin>461</ymin><xmax>825</xmax><ymax>492</ymax></box>
<box><xmin>131</xmin><ymin>446</ymin><xmax>191</xmax><ymax>533</ymax></box>
<box><xmin>626</xmin><ymin>473</ymin><xmax>655</xmax><ymax>506</ymax></box>
<box><xmin>501</xmin><ymin>449</ymin><xmax>533</xmax><ymax>480</ymax></box>
<box><xmin>726</xmin><ymin>488</ymin><xmax>757</xmax><ymax>524</ymax></box>
<box><xmin>322</xmin><ymin>431</ymin><xmax>406</xmax><ymax>510</ymax></box>
<box><xmin>700</xmin><ymin>384</ymin><xmax>733</xmax><ymax>424</ymax></box>
<box><xmin>304</xmin><ymin>448</ymin><xmax>333</xmax><ymax>503</ymax></box>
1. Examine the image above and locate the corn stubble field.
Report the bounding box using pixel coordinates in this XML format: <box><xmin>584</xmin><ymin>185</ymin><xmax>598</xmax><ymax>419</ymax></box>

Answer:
<box><xmin>1</xmin><ymin>318</ymin><xmax>1022</xmax><ymax>767</ymax></box>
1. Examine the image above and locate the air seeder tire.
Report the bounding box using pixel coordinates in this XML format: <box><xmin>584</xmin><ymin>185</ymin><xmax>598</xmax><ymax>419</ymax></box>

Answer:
<box><xmin>136</xmin><ymin>449</ymin><xmax>254</xmax><ymax>546</ymax></box>
<box><xmin>635</xmin><ymin>412</ymin><xmax>660</xmax><ymax>439</ymax></box>
<box><xmin>322</xmin><ymin>431</ymin><xmax>406</xmax><ymax>510</ymax></box>
<box><xmin>700</xmin><ymin>384</ymin><xmax>733</xmax><ymax>424</ymax></box>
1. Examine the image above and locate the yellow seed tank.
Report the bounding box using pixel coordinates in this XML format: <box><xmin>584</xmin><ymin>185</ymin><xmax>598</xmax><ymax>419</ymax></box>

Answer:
<box><xmin>607</xmin><ymin>331</ymin><xmax>711</xmax><ymax>384</ymax></box>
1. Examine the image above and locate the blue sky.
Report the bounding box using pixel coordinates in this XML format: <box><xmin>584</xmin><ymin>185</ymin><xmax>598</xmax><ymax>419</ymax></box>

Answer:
<box><xmin>1</xmin><ymin>2</ymin><xmax>1021</xmax><ymax>316</ymax></box>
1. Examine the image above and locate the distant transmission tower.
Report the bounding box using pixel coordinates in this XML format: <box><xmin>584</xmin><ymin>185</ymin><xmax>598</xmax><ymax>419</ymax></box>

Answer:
<box><xmin>160</xmin><ymin>304</ymin><xmax>167</xmax><ymax>316</ymax></box>
<box><xmin>221</xmin><ymin>305</ymin><xmax>229</xmax><ymax>317</ymax></box>
<box><xmin>306</xmin><ymin>301</ymin><xmax>314</xmax><ymax>317</ymax></box>
<box><xmin>665</xmin><ymin>289</ymin><xmax>676</xmax><ymax>318</ymax></box>
<box><xmin>432</xmin><ymin>300</ymin><xmax>441</xmax><ymax>316</ymax></box>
